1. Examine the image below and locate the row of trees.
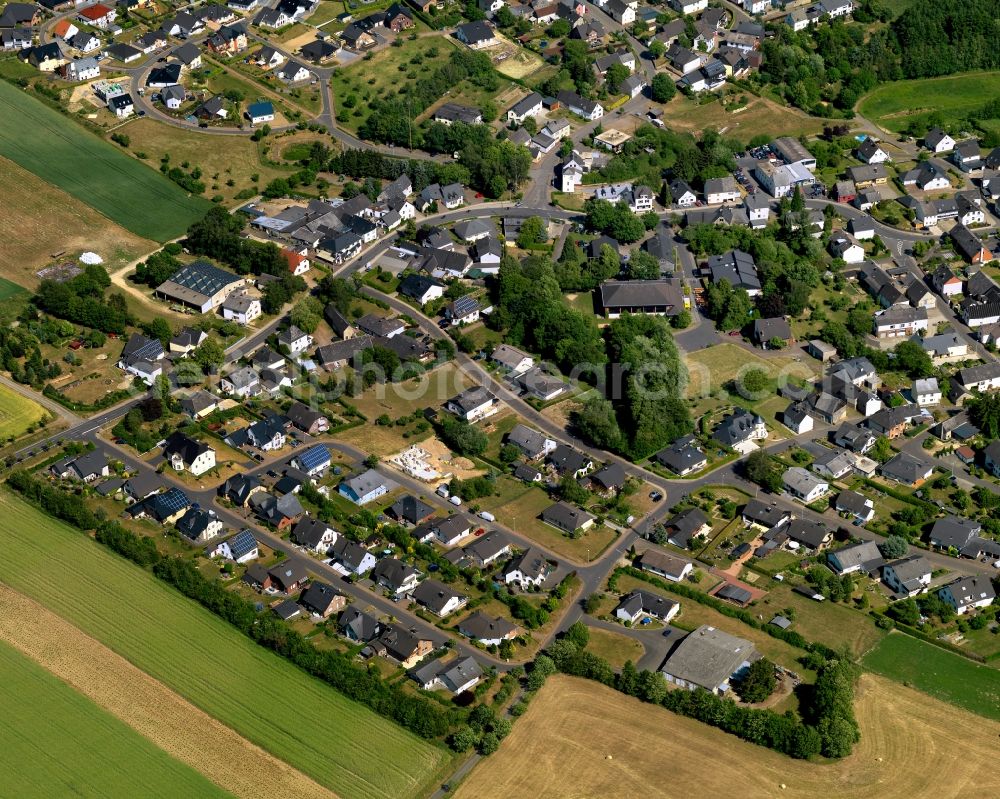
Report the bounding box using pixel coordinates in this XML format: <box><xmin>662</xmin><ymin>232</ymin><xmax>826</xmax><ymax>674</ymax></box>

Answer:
<box><xmin>541</xmin><ymin>620</ymin><xmax>859</xmax><ymax>759</ymax></box>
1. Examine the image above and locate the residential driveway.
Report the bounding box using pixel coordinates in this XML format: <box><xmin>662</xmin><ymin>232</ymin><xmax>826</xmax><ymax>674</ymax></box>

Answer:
<box><xmin>583</xmin><ymin>616</ymin><xmax>677</xmax><ymax>673</ymax></box>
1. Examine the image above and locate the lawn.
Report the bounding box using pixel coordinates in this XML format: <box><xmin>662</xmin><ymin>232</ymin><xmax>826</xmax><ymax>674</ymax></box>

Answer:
<box><xmin>684</xmin><ymin>343</ymin><xmax>816</xmax><ymax>402</ymax></box>
<box><xmin>476</xmin><ymin>476</ymin><xmax>618</xmax><ymax>563</ymax></box>
<box><xmin>0</xmin><ymin>639</ymin><xmax>229</xmax><ymax>799</ymax></box>
<box><xmin>585</xmin><ymin>626</ymin><xmax>645</xmax><ymax>671</ymax></box>
<box><xmin>0</xmin><ymin>156</ymin><xmax>157</xmax><ymax>287</ymax></box>
<box><xmin>857</xmin><ymin>71</ymin><xmax>1000</xmax><ymax>134</ymax></box>
<box><xmin>0</xmin><ymin>81</ymin><xmax>210</xmax><ymax>242</ymax></box>
<box><xmin>0</xmin><ymin>490</ymin><xmax>448</xmax><ymax>799</ymax></box>
<box><xmin>752</xmin><ymin>584</ymin><xmax>886</xmax><ymax>657</ymax></box>
<box><xmin>350</xmin><ymin>361</ymin><xmax>461</xmax><ymax>419</ymax></box>
<box><xmin>118</xmin><ymin>118</ymin><xmax>292</xmax><ymax>206</ymax></box>
<box><xmin>665</xmin><ymin>92</ymin><xmax>832</xmax><ymax>139</ymax></box>
<box><xmin>861</xmin><ymin>631</ymin><xmax>1000</xmax><ymax>720</ymax></box>
<box><xmin>454</xmin><ymin>673</ymin><xmax>1000</xmax><ymax>799</ymax></box>
<box><xmin>0</xmin><ymin>384</ymin><xmax>47</xmax><ymax>441</ymax></box>
<box><xmin>0</xmin><ymin>278</ymin><xmax>26</xmax><ymax>301</ymax></box>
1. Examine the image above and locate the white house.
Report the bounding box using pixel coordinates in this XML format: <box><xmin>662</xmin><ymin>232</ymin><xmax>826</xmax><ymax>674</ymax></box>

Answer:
<box><xmin>743</xmin><ymin>0</ymin><xmax>770</xmax><ymax>13</ymax></box>
<box><xmin>782</xmin><ymin>467</ymin><xmax>829</xmax><ymax>503</ymax></box>
<box><xmin>672</xmin><ymin>0</ymin><xmax>708</xmax><ymax>13</ymax></box>
<box><xmin>221</xmin><ymin>292</ymin><xmax>262</xmax><ymax>325</ymax></box>
<box><xmin>938</xmin><ymin>576</ymin><xmax>996</xmax><ymax>615</ymax></box>
<box><xmin>829</xmin><ymin>231</ymin><xmax>864</xmax><ymax>264</ymax></box>
<box><xmin>504</xmin><ymin>548</ymin><xmax>551</xmax><ymax>589</ymax></box>
<box><xmin>445</xmin><ymin>388</ymin><xmax>498</xmax><ymax>423</ymax></box>
<box><xmin>882</xmin><ymin>555</ymin><xmax>932</xmax><ymax>597</ymax></box>
<box><xmin>913</xmin><ymin>377</ymin><xmax>941</xmax><ymax>406</ymax></box>
<box><xmin>277</xmin><ymin>325</ymin><xmax>312</xmax><ymax>354</ymax></box>
<box><xmin>164</xmin><ymin>433</ymin><xmax>216</xmax><ymax>477</ymax></box>
<box><xmin>924</xmin><ymin>127</ymin><xmax>956</xmax><ymax>154</ymax></box>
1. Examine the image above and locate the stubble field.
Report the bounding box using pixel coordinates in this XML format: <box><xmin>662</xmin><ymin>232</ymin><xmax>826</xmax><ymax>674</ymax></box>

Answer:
<box><xmin>454</xmin><ymin>674</ymin><xmax>1000</xmax><ymax>799</ymax></box>
<box><xmin>0</xmin><ymin>156</ymin><xmax>157</xmax><ymax>285</ymax></box>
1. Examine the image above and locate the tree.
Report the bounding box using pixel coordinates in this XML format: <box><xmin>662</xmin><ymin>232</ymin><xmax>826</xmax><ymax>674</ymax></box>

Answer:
<box><xmin>138</xmin><ymin>397</ymin><xmax>164</xmax><ymax>422</ymax></box>
<box><xmin>564</xmin><ymin>621</ymin><xmax>590</xmax><ymax>648</ymax></box>
<box><xmin>573</xmin><ymin>396</ymin><xmax>623</xmax><ymax>451</ymax></box>
<box><xmin>968</xmin><ymin>393</ymin><xmax>1000</xmax><ymax>439</ymax></box>
<box><xmin>650</xmin><ymin>73</ymin><xmax>676</xmax><ymax>103</ymax></box>
<box><xmin>745</xmin><ymin>450</ymin><xmax>783</xmax><ymax>492</ymax></box>
<box><xmin>879</xmin><ymin>534</ymin><xmax>909</xmax><ymax>559</ymax></box>
<box><xmin>440</xmin><ymin>416</ymin><xmax>488</xmax><ymax>456</ymax></box>
<box><xmin>192</xmin><ymin>337</ymin><xmax>224</xmax><ymax>370</ymax></box>
<box><xmin>893</xmin><ymin>340</ymin><xmax>933</xmax><ymax>378</ymax></box>
<box><xmin>290</xmin><ymin>296</ymin><xmax>323</xmax><ymax>334</ymax></box>
<box><xmin>516</xmin><ymin>216</ymin><xmax>547</xmax><ymax>248</ymax></box>
<box><xmin>742</xmin><ymin>367</ymin><xmax>768</xmax><ymax>394</ymax></box>
<box><xmin>869</xmin><ymin>435</ymin><xmax>894</xmax><ymax>464</ymax></box>
<box><xmin>625</xmin><ymin>249</ymin><xmax>660</xmax><ymax>280</ymax></box>
<box><xmin>142</xmin><ymin>317</ymin><xmax>172</xmax><ymax>347</ymax></box>
<box><xmin>605</xmin><ymin>62</ymin><xmax>629</xmax><ymax>94</ymax></box>
<box><xmin>649</xmin><ymin>39</ymin><xmax>666</xmax><ymax>59</ymax></box>
<box><xmin>734</xmin><ymin>657</ymin><xmax>776</xmax><ymax>703</ymax></box>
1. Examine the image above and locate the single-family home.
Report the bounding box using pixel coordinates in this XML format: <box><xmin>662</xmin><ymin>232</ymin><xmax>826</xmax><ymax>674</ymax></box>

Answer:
<box><xmin>412</xmin><ymin>578</ymin><xmax>467</xmax><ymax>617</ymax></box>
<box><xmin>938</xmin><ymin>576</ymin><xmax>996</xmax><ymax>615</ymax></box>
<box><xmin>291</xmin><ymin>515</ymin><xmax>337</xmax><ymax>553</ymax></box>
<box><xmin>661</xmin><ymin>625</ymin><xmax>758</xmax><ymax>694</ymax></box>
<box><xmin>827</xmin><ymin>539</ymin><xmax>881</xmax><ymax>575</ymax></box>
<box><xmin>504</xmin><ymin>547</ymin><xmax>551</xmax><ymax>588</ymax></box>
<box><xmin>637</xmin><ymin>549</ymin><xmax>693</xmax><ymax>582</ymax></box>
<box><xmin>458</xmin><ymin>611</ymin><xmax>519</xmax><ymax>646</ymax></box>
<box><xmin>163</xmin><ymin>432</ymin><xmax>216</xmax><ymax>477</ymax></box>
<box><xmin>615</xmin><ymin>590</ymin><xmax>679</xmax><ymax>624</ymax></box>
<box><xmin>445</xmin><ymin>387</ymin><xmax>498</xmax><ymax>423</ymax></box>
<box><xmin>882</xmin><ymin>555</ymin><xmax>932</xmax><ymax>597</ymax></box>
<box><xmin>371</xmin><ymin>557</ymin><xmax>420</xmax><ymax>596</ymax></box>
<box><xmin>338</xmin><ymin>468</ymin><xmax>390</xmax><ymax>505</ymax></box>
<box><xmin>541</xmin><ymin>502</ymin><xmax>595</xmax><ymax>534</ymax></box>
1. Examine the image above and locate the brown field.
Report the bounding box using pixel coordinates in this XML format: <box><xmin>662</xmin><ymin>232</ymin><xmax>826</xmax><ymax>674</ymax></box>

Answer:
<box><xmin>664</xmin><ymin>93</ymin><xmax>832</xmax><ymax>140</ymax></box>
<box><xmin>115</xmin><ymin>118</ymin><xmax>290</xmax><ymax>205</ymax></box>
<box><xmin>0</xmin><ymin>583</ymin><xmax>338</xmax><ymax>799</ymax></box>
<box><xmin>0</xmin><ymin>156</ymin><xmax>156</xmax><ymax>287</ymax></box>
<box><xmin>455</xmin><ymin>674</ymin><xmax>1000</xmax><ymax>799</ymax></box>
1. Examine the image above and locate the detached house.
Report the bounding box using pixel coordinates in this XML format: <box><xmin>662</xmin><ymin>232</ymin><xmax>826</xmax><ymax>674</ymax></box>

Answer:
<box><xmin>882</xmin><ymin>555</ymin><xmax>932</xmax><ymax>597</ymax></box>
<box><xmin>291</xmin><ymin>515</ymin><xmax>337</xmax><ymax>554</ymax></box>
<box><xmin>505</xmin><ymin>548</ymin><xmax>551</xmax><ymax>589</ymax></box>
<box><xmin>445</xmin><ymin>387</ymin><xmax>498</xmax><ymax>423</ymax></box>
<box><xmin>163</xmin><ymin>432</ymin><xmax>216</xmax><ymax>477</ymax></box>
<box><xmin>939</xmin><ymin>576</ymin><xmax>996</xmax><ymax>615</ymax></box>
<box><xmin>411</xmin><ymin>579</ymin><xmax>467</xmax><ymax>617</ymax></box>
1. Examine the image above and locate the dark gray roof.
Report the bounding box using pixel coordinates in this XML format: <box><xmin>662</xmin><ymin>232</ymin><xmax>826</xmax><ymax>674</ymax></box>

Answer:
<box><xmin>661</xmin><ymin>625</ymin><xmax>756</xmax><ymax>689</ymax></box>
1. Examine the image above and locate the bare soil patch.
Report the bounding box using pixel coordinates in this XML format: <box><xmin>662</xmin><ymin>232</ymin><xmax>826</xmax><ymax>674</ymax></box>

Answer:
<box><xmin>0</xmin><ymin>583</ymin><xmax>339</xmax><ymax>799</ymax></box>
<box><xmin>455</xmin><ymin>673</ymin><xmax>1000</xmax><ymax>799</ymax></box>
<box><xmin>0</xmin><ymin>156</ymin><xmax>157</xmax><ymax>287</ymax></box>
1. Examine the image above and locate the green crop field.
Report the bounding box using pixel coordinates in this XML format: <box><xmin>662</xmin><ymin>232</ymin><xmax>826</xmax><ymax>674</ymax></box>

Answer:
<box><xmin>0</xmin><ymin>81</ymin><xmax>211</xmax><ymax>241</ymax></box>
<box><xmin>0</xmin><ymin>384</ymin><xmax>47</xmax><ymax>440</ymax></box>
<box><xmin>862</xmin><ymin>632</ymin><xmax>1000</xmax><ymax>720</ymax></box>
<box><xmin>0</xmin><ymin>639</ymin><xmax>229</xmax><ymax>798</ymax></box>
<box><xmin>857</xmin><ymin>72</ymin><xmax>1000</xmax><ymax>133</ymax></box>
<box><xmin>0</xmin><ymin>490</ymin><xmax>448</xmax><ymax>799</ymax></box>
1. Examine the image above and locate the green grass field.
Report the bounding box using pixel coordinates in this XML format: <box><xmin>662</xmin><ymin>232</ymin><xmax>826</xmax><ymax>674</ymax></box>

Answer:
<box><xmin>857</xmin><ymin>72</ymin><xmax>1000</xmax><ymax>133</ymax></box>
<box><xmin>0</xmin><ymin>81</ymin><xmax>211</xmax><ymax>241</ymax></box>
<box><xmin>0</xmin><ymin>490</ymin><xmax>447</xmax><ymax>799</ymax></box>
<box><xmin>0</xmin><ymin>277</ymin><xmax>26</xmax><ymax>301</ymax></box>
<box><xmin>0</xmin><ymin>639</ymin><xmax>229</xmax><ymax>798</ymax></box>
<box><xmin>0</xmin><ymin>383</ymin><xmax>47</xmax><ymax>440</ymax></box>
<box><xmin>862</xmin><ymin>632</ymin><xmax>1000</xmax><ymax>720</ymax></box>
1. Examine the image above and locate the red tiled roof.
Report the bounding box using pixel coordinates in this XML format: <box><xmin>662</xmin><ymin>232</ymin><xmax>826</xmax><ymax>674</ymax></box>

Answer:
<box><xmin>80</xmin><ymin>3</ymin><xmax>113</xmax><ymax>19</ymax></box>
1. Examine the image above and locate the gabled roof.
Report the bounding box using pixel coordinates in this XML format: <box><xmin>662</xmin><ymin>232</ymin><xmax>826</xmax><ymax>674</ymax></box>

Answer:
<box><xmin>661</xmin><ymin>625</ymin><xmax>756</xmax><ymax>690</ymax></box>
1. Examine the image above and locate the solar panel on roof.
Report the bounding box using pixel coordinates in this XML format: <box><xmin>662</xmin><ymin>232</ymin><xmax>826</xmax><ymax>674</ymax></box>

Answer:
<box><xmin>229</xmin><ymin>529</ymin><xmax>257</xmax><ymax>558</ymax></box>
<box><xmin>155</xmin><ymin>488</ymin><xmax>190</xmax><ymax>514</ymax></box>
<box><xmin>297</xmin><ymin>445</ymin><xmax>330</xmax><ymax>470</ymax></box>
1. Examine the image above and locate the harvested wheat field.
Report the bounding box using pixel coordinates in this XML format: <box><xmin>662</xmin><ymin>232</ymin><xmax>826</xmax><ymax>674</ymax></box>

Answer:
<box><xmin>0</xmin><ymin>583</ymin><xmax>338</xmax><ymax>799</ymax></box>
<box><xmin>0</xmin><ymin>156</ymin><xmax>156</xmax><ymax>286</ymax></box>
<box><xmin>454</xmin><ymin>674</ymin><xmax>1000</xmax><ymax>799</ymax></box>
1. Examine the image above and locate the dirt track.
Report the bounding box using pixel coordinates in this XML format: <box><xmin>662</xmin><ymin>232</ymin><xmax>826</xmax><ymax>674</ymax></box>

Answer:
<box><xmin>0</xmin><ymin>583</ymin><xmax>339</xmax><ymax>799</ymax></box>
<box><xmin>455</xmin><ymin>674</ymin><xmax>1000</xmax><ymax>799</ymax></box>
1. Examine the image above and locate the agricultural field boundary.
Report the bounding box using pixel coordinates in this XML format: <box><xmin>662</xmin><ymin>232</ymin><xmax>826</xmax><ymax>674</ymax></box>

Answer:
<box><xmin>0</xmin><ymin>582</ymin><xmax>338</xmax><ymax>799</ymax></box>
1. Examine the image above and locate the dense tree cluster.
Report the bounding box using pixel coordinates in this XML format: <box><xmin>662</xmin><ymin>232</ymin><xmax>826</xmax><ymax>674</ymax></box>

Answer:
<box><xmin>34</xmin><ymin>263</ymin><xmax>130</xmax><ymax>334</ymax></box>
<box><xmin>185</xmin><ymin>207</ymin><xmax>287</xmax><ymax>276</ymax></box>
<box><xmin>757</xmin><ymin>0</ymin><xmax>1000</xmax><ymax>118</ymax></box>
<box><xmin>489</xmin><ymin>255</ymin><xmax>607</xmax><ymax>374</ymax></box>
